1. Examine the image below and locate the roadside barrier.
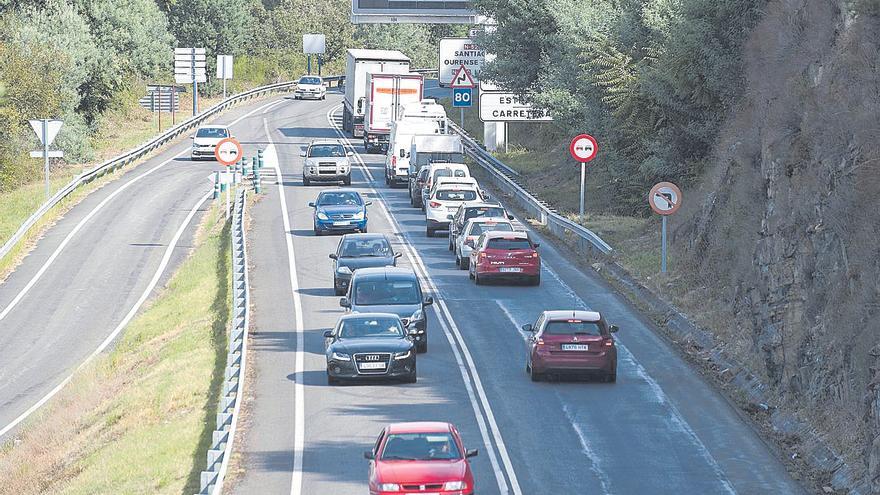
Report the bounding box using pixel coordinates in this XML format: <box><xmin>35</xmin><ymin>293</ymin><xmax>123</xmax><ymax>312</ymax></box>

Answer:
<box><xmin>196</xmin><ymin>188</ymin><xmax>249</xmax><ymax>495</ymax></box>
<box><xmin>447</xmin><ymin>121</ymin><xmax>613</xmax><ymax>256</ymax></box>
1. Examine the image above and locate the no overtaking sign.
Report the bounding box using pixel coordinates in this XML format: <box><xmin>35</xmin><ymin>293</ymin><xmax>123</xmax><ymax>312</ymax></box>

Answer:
<box><xmin>215</xmin><ymin>138</ymin><xmax>243</xmax><ymax>167</ymax></box>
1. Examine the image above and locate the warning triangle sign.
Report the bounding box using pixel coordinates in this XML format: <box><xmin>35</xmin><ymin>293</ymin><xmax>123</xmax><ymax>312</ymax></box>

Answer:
<box><xmin>450</xmin><ymin>65</ymin><xmax>476</xmax><ymax>88</ymax></box>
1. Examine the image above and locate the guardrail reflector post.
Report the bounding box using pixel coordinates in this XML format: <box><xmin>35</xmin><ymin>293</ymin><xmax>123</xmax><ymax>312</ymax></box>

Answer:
<box><xmin>213</xmin><ymin>171</ymin><xmax>220</xmax><ymax>200</ymax></box>
<box><xmin>257</xmin><ymin>149</ymin><xmax>264</xmax><ymax>170</ymax></box>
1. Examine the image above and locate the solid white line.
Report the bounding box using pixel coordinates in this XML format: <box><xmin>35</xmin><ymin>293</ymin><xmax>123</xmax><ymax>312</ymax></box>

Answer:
<box><xmin>262</xmin><ymin>121</ymin><xmax>306</xmax><ymax>495</ymax></box>
<box><xmin>0</xmin><ymin>191</ymin><xmax>211</xmax><ymax>439</ymax></box>
<box><xmin>327</xmin><ymin>105</ymin><xmax>522</xmax><ymax>495</ymax></box>
<box><xmin>0</xmin><ymin>96</ymin><xmax>285</xmax><ymax>440</ymax></box>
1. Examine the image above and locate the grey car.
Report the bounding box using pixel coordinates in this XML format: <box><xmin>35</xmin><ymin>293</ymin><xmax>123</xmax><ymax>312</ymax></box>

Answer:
<box><xmin>301</xmin><ymin>140</ymin><xmax>353</xmax><ymax>186</ymax></box>
<box><xmin>329</xmin><ymin>233</ymin><xmax>401</xmax><ymax>296</ymax></box>
<box><xmin>340</xmin><ymin>267</ymin><xmax>433</xmax><ymax>353</ymax></box>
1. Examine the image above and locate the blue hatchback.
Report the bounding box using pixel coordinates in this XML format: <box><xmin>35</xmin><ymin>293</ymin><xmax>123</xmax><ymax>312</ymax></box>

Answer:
<box><xmin>309</xmin><ymin>189</ymin><xmax>372</xmax><ymax>235</ymax></box>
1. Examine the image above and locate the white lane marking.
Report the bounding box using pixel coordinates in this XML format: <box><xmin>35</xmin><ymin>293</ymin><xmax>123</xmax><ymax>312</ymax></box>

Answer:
<box><xmin>562</xmin><ymin>404</ymin><xmax>613</xmax><ymax>494</ymax></box>
<box><xmin>262</xmin><ymin>121</ymin><xmax>306</xmax><ymax>495</ymax></box>
<box><xmin>0</xmin><ymin>97</ymin><xmax>285</xmax><ymax>323</ymax></box>
<box><xmin>0</xmin><ymin>191</ymin><xmax>211</xmax><ymax>439</ymax></box>
<box><xmin>327</xmin><ymin>105</ymin><xmax>523</xmax><ymax>495</ymax></box>
<box><xmin>262</xmin><ymin>100</ymin><xmax>285</xmax><ymax>114</ymax></box>
<box><xmin>0</xmin><ymin>96</ymin><xmax>285</xmax><ymax>439</ymax></box>
<box><xmin>496</xmin><ymin>300</ymin><xmax>531</xmax><ymax>342</ymax></box>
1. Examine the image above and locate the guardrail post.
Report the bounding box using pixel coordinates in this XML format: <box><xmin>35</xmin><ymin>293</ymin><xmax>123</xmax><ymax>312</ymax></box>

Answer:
<box><xmin>213</xmin><ymin>172</ymin><xmax>220</xmax><ymax>200</ymax></box>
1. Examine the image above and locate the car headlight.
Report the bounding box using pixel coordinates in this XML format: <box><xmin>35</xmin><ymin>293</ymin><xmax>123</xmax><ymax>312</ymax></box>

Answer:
<box><xmin>352</xmin><ymin>211</ymin><xmax>365</xmax><ymax>220</ymax></box>
<box><xmin>378</xmin><ymin>483</ymin><xmax>400</xmax><ymax>491</ymax></box>
<box><xmin>410</xmin><ymin>309</ymin><xmax>424</xmax><ymax>322</ymax></box>
<box><xmin>317</xmin><ymin>211</ymin><xmax>329</xmax><ymax>220</ymax></box>
<box><xmin>330</xmin><ymin>351</ymin><xmax>350</xmax><ymax>361</ymax></box>
<box><xmin>394</xmin><ymin>350</ymin><xmax>411</xmax><ymax>360</ymax></box>
<box><xmin>443</xmin><ymin>481</ymin><xmax>466</xmax><ymax>491</ymax></box>
<box><xmin>336</xmin><ymin>266</ymin><xmax>352</xmax><ymax>275</ymax></box>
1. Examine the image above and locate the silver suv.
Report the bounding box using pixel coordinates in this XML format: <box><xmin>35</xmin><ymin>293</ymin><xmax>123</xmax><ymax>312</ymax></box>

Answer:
<box><xmin>301</xmin><ymin>140</ymin><xmax>353</xmax><ymax>186</ymax></box>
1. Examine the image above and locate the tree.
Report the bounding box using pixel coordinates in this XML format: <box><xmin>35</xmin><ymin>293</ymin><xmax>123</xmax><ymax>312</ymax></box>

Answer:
<box><xmin>166</xmin><ymin>0</ymin><xmax>252</xmax><ymax>54</ymax></box>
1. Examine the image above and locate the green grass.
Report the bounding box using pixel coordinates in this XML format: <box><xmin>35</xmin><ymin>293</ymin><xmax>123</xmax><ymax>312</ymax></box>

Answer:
<box><xmin>0</xmin><ymin>203</ymin><xmax>231</xmax><ymax>495</ymax></box>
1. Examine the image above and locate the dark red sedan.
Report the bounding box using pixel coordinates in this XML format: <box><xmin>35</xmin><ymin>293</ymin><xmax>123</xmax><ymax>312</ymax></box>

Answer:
<box><xmin>523</xmin><ymin>310</ymin><xmax>619</xmax><ymax>382</ymax></box>
<box><xmin>365</xmin><ymin>422</ymin><xmax>478</xmax><ymax>495</ymax></box>
<box><xmin>468</xmin><ymin>231</ymin><xmax>540</xmax><ymax>286</ymax></box>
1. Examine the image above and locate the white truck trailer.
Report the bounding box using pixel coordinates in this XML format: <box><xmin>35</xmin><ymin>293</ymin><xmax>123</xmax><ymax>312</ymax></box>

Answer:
<box><xmin>343</xmin><ymin>49</ymin><xmax>410</xmax><ymax>139</ymax></box>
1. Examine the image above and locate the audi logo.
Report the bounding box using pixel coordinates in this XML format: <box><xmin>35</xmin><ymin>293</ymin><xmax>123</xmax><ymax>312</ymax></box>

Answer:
<box><xmin>364</xmin><ymin>355</ymin><xmax>381</xmax><ymax>361</ymax></box>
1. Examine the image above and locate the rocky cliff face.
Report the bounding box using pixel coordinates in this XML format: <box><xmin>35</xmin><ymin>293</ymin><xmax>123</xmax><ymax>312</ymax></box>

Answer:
<box><xmin>678</xmin><ymin>0</ymin><xmax>880</xmax><ymax>488</ymax></box>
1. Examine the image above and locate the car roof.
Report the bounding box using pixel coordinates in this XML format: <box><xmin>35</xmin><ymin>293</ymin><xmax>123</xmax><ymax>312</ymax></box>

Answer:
<box><xmin>340</xmin><ymin>233</ymin><xmax>388</xmax><ymax>242</ymax></box>
<box><xmin>460</xmin><ymin>201</ymin><xmax>502</xmax><ymax>209</ymax></box>
<box><xmin>543</xmin><ymin>310</ymin><xmax>602</xmax><ymax>322</ymax></box>
<box><xmin>466</xmin><ymin>217</ymin><xmax>510</xmax><ymax>226</ymax></box>
<box><xmin>299</xmin><ymin>74</ymin><xmax>323</xmax><ymax>79</ymax></box>
<box><xmin>387</xmin><ymin>422</ymin><xmax>453</xmax><ymax>434</ymax></box>
<box><xmin>319</xmin><ymin>188</ymin><xmax>360</xmax><ymax>195</ymax></box>
<box><xmin>485</xmin><ymin>230</ymin><xmax>529</xmax><ymax>239</ymax></box>
<box><xmin>338</xmin><ymin>312</ymin><xmax>401</xmax><ymax>321</ymax></box>
<box><xmin>429</xmin><ymin>162</ymin><xmax>468</xmax><ymax>170</ymax></box>
<box><xmin>197</xmin><ymin>124</ymin><xmax>228</xmax><ymax>130</ymax></box>
<box><xmin>436</xmin><ymin>177</ymin><xmax>476</xmax><ymax>184</ymax></box>
<box><xmin>352</xmin><ymin>266</ymin><xmax>417</xmax><ymax>280</ymax></box>
<box><xmin>310</xmin><ymin>139</ymin><xmax>341</xmax><ymax>146</ymax></box>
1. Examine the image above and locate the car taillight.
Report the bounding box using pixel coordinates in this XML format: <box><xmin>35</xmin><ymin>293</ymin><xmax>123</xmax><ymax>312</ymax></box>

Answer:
<box><xmin>536</xmin><ymin>338</ymin><xmax>545</xmax><ymax>347</ymax></box>
<box><xmin>604</xmin><ymin>338</ymin><xmax>614</xmax><ymax>347</ymax></box>
<box><xmin>429</xmin><ymin>201</ymin><xmax>441</xmax><ymax>208</ymax></box>
<box><xmin>479</xmin><ymin>252</ymin><xmax>487</xmax><ymax>259</ymax></box>
<box><xmin>391</xmin><ymin>156</ymin><xmax>397</xmax><ymax>166</ymax></box>
<box><xmin>531</xmin><ymin>252</ymin><xmax>539</xmax><ymax>258</ymax></box>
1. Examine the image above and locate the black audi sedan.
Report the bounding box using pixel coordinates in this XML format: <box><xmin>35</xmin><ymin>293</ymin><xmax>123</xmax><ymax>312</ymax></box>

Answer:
<box><xmin>324</xmin><ymin>313</ymin><xmax>417</xmax><ymax>385</ymax></box>
<box><xmin>329</xmin><ymin>233</ymin><xmax>401</xmax><ymax>296</ymax></box>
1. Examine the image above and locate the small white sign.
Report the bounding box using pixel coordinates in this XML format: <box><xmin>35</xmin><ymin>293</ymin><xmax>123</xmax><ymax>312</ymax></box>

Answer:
<box><xmin>479</xmin><ymin>93</ymin><xmax>553</xmax><ymax>122</ymax></box>
<box><xmin>30</xmin><ymin>150</ymin><xmax>63</xmax><ymax>158</ymax></box>
<box><xmin>29</xmin><ymin>120</ymin><xmax>63</xmax><ymax>146</ymax></box>
<box><xmin>439</xmin><ymin>38</ymin><xmax>485</xmax><ymax>85</ymax></box>
<box><xmin>303</xmin><ymin>34</ymin><xmax>326</xmax><ymax>55</ymax></box>
<box><xmin>175</xmin><ymin>47</ymin><xmax>206</xmax><ymax>55</ymax></box>
<box><xmin>217</xmin><ymin>55</ymin><xmax>233</xmax><ymax>79</ymax></box>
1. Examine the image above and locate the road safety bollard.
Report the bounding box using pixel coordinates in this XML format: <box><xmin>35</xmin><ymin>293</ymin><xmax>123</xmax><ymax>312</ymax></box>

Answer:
<box><xmin>254</xmin><ymin>167</ymin><xmax>262</xmax><ymax>194</ymax></box>
<box><xmin>257</xmin><ymin>149</ymin><xmax>264</xmax><ymax>170</ymax></box>
<box><xmin>251</xmin><ymin>156</ymin><xmax>258</xmax><ymax>180</ymax></box>
<box><xmin>213</xmin><ymin>171</ymin><xmax>220</xmax><ymax>200</ymax></box>
<box><xmin>242</xmin><ymin>156</ymin><xmax>250</xmax><ymax>177</ymax></box>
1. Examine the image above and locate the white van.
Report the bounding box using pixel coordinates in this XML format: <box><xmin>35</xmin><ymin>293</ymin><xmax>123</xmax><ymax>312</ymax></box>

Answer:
<box><xmin>420</xmin><ymin>163</ymin><xmax>471</xmax><ymax>211</ymax></box>
<box><xmin>385</xmin><ymin>120</ymin><xmax>443</xmax><ymax>186</ymax></box>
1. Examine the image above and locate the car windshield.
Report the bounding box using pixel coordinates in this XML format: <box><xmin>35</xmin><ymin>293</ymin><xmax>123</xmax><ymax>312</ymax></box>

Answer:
<box><xmin>309</xmin><ymin>144</ymin><xmax>346</xmax><ymax>157</ymax></box>
<box><xmin>486</xmin><ymin>237</ymin><xmax>532</xmax><ymax>250</ymax></box>
<box><xmin>545</xmin><ymin>320</ymin><xmax>604</xmax><ymax>336</ymax></box>
<box><xmin>468</xmin><ymin>222</ymin><xmax>513</xmax><ymax>236</ymax></box>
<box><xmin>196</xmin><ymin>127</ymin><xmax>228</xmax><ymax>138</ymax></box>
<box><xmin>436</xmin><ymin>189</ymin><xmax>478</xmax><ymax>201</ymax></box>
<box><xmin>354</xmin><ymin>280</ymin><xmax>420</xmax><ymax>306</ymax></box>
<box><xmin>318</xmin><ymin>192</ymin><xmax>362</xmax><ymax>206</ymax></box>
<box><xmin>465</xmin><ymin>207</ymin><xmax>505</xmax><ymax>222</ymax></box>
<box><xmin>299</xmin><ymin>77</ymin><xmax>322</xmax><ymax>85</ymax></box>
<box><xmin>433</xmin><ymin>169</ymin><xmax>467</xmax><ymax>180</ymax></box>
<box><xmin>340</xmin><ymin>238</ymin><xmax>392</xmax><ymax>257</ymax></box>
<box><xmin>337</xmin><ymin>317</ymin><xmax>403</xmax><ymax>338</ymax></box>
<box><xmin>381</xmin><ymin>432</ymin><xmax>461</xmax><ymax>461</ymax></box>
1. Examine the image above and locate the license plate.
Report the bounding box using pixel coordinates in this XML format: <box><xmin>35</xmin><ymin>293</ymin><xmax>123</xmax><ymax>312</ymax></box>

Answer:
<box><xmin>561</xmin><ymin>344</ymin><xmax>589</xmax><ymax>351</ymax></box>
<box><xmin>333</xmin><ymin>221</ymin><xmax>350</xmax><ymax>226</ymax></box>
<box><xmin>358</xmin><ymin>362</ymin><xmax>386</xmax><ymax>370</ymax></box>
<box><xmin>499</xmin><ymin>267</ymin><xmax>522</xmax><ymax>273</ymax></box>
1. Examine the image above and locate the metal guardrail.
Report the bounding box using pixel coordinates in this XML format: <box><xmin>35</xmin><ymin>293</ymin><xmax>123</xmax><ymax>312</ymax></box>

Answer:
<box><xmin>447</xmin><ymin>121</ymin><xmax>613</xmax><ymax>256</ymax></box>
<box><xmin>197</xmin><ymin>189</ymin><xmax>249</xmax><ymax>495</ymax></box>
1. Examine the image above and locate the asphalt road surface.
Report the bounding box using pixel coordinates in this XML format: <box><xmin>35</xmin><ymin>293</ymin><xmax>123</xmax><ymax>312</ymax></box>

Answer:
<box><xmin>230</xmin><ymin>87</ymin><xmax>807</xmax><ymax>495</ymax></box>
<box><xmin>0</xmin><ymin>95</ymin><xmax>292</xmax><ymax>439</ymax></box>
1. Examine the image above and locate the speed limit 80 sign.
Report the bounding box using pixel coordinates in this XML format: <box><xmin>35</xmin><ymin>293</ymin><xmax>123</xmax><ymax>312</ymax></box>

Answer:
<box><xmin>453</xmin><ymin>88</ymin><xmax>473</xmax><ymax>108</ymax></box>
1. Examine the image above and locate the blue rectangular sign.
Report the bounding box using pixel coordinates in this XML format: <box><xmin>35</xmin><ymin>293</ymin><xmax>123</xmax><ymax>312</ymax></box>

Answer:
<box><xmin>453</xmin><ymin>88</ymin><xmax>473</xmax><ymax>108</ymax></box>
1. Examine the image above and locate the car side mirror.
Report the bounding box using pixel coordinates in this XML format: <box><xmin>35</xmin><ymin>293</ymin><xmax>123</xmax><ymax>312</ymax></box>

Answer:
<box><xmin>329</xmin><ymin>253</ymin><xmax>338</xmax><ymax>259</ymax></box>
<box><xmin>300</xmin><ymin>151</ymin><xmax>307</xmax><ymax>157</ymax></box>
<box><xmin>465</xmin><ymin>449</ymin><xmax>478</xmax><ymax>458</ymax></box>
<box><xmin>482</xmin><ymin>192</ymin><xmax>491</xmax><ymax>200</ymax></box>
<box><xmin>363</xmin><ymin>450</ymin><xmax>374</xmax><ymax>460</ymax></box>
<box><xmin>308</xmin><ymin>202</ymin><xmax>316</xmax><ymax>208</ymax></box>
<box><xmin>365</xmin><ymin>201</ymin><xmax>373</xmax><ymax>206</ymax></box>
<box><xmin>423</xmin><ymin>296</ymin><xmax>434</xmax><ymax>306</ymax></box>
<box><xmin>339</xmin><ymin>297</ymin><xmax>351</xmax><ymax>308</ymax></box>
<box><xmin>446</xmin><ymin>214</ymin><xmax>454</xmax><ymax>220</ymax></box>
<box><xmin>610</xmin><ymin>325</ymin><xmax>619</xmax><ymax>333</ymax></box>
<box><xmin>323</xmin><ymin>330</ymin><xmax>333</xmax><ymax>338</ymax></box>
<box><xmin>347</xmin><ymin>151</ymin><xmax>354</xmax><ymax>156</ymax></box>
<box><xmin>393</xmin><ymin>252</ymin><xmax>402</xmax><ymax>259</ymax></box>
<box><xmin>533</xmin><ymin>243</ymin><xmax>540</xmax><ymax>248</ymax></box>
<box><xmin>399</xmin><ymin>149</ymin><xmax>406</xmax><ymax>158</ymax></box>
<box><xmin>521</xmin><ymin>323</ymin><xmax>533</xmax><ymax>333</ymax></box>
<box><xmin>408</xmin><ymin>327</ymin><xmax>420</xmax><ymax>335</ymax></box>
<box><xmin>465</xmin><ymin>240</ymin><xmax>474</xmax><ymax>248</ymax></box>
<box><xmin>189</xmin><ymin>135</ymin><xmax>195</xmax><ymax>140</ymax></box>
<box><xmin>507</xmin><ymin>214</ymin><xmax>514</xmax><ymax>220</ymax></box>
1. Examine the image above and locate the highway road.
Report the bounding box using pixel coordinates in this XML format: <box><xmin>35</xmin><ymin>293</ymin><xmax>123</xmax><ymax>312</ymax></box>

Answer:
<box><xmin>0</xmin><ymin>95</ymin><xmax>292</xmax><ymax>439</ymax></box>
<box><xmin>230</xmin><ymin>87</ymin><xmax>807</xmax><ymax>494</ymax></box>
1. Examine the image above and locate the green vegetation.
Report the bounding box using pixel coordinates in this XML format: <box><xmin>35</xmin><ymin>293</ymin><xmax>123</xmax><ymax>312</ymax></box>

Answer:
<box><xmin>0</xmin><ymin>203</ymin><xmax>230</xmax><ymax>494</ymax></box>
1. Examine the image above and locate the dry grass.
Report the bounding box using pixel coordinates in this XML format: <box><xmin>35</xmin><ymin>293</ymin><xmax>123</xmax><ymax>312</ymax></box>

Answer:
<box><xmin>0</xmin><ymin>203</ymin><xmax>230</xmax><ymax>495</ymax></box>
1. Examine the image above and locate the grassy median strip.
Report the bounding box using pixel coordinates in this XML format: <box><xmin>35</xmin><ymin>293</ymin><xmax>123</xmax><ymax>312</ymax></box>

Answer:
<box><xmin>0</xmin><ymin>203</ymin><xmax>230</xmax><ymax>495</ymax></box>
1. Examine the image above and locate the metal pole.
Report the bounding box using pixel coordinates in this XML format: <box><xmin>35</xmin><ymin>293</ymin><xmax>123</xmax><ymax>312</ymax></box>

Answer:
<box><xmin>171</xmin><ymin>86</ymin><xmax>176</xmax><ymax>125</ymax></box>
<box><xmin>579</xmin><ymin>162</ymin><xmax>585</xmax><ymax>220</ymax></box>
<box><xmin>460</xmin><ymin>107</ymin><xmax>464</xmax><ymax>128</ymax></box>
<box><xmin>661</xmin><ymin>215</ymin><xmax>668</xmax><ymax>273</ymax></box>
<box><xmin>222</xmin><ymin>56</ymin><xmax>227</xmax><ymax>100</ymax></box>
<box><xmin>192</xmin><ymin>48</ymin><xmax>198</xmax><ymax>116</ymax></box>
<box><xmin>226</xmin><ymin>171</ymin><xmax>230</xmax><ymax>220</ymax></box>
<box><xmin>43</xmin><ymin>119</ymin><xmax>49</xmax><ymax>200</ymax></box>
<box><xmin>158</xmin><ymin>86</ymin><xmax>162</xmax><ymax>132</ymax></box>
<box><xmin>504</xmin><ymin>122</ymin><xmax>508</xmax><ymax>153</ymax></box>
<box><xmin>307</xmin><ymin>55</ymin><xmax>311</xmax><ymax>75</ymax></box>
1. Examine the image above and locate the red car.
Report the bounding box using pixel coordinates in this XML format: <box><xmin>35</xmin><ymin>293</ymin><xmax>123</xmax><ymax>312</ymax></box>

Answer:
<box><xmin>523</xmin><ymin>310</ymin><xmax>619</xmax><ymax>382</ymax></box>
<box><xmin>468</xmin><ymin>231</ymin><xmax>540</xmax><ymax>286</ymax></box>
<box><xmin>365</xmin><ymin>422</ymin><xmax>478</xmax><ymax>495</ymax></box>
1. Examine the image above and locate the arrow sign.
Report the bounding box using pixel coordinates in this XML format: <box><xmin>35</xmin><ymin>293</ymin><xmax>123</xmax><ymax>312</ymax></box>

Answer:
<box><xmin>450</xmin><ymin>65</ymin><xmax>476</xmax><ymax>88</ymax></box>
<box><xmin>29</xmin><ymin>120</ymin><xmax>63</xmax><ymax>146</ymax></box>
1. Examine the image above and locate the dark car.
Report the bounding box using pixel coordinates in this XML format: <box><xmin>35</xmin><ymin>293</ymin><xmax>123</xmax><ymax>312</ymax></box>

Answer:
<box><xmin>310</xmin><ymin>189</ymin><xmax>371</xmax><ymax>235</ymax></box>
<box><xmin>330</xmin><ymin>234</ymin><xmax>402</xmax><ymax>295</ymax></box>
<box><xmin>341</xmin><ymin>267</ymin><xmax>433</xmax><ymax>353</ymax></box>
<box><xmin>523</xmin><ymin>310</ymin><xmax>619</xmax><ymax>382</ymax></box>
<box><xmin>324</xmin><ymin>313</ymin><xmax>417</xmax><ymax>384</ymax></box>
<box><xmin>447</xmin><ymin>201</ymin><xmax>512</xmax><ymax>251</ymax></box>
<box><xmin>409</xmin><ymin>165</ymin><xmax>430</xmax><ymax>208</ymax></box>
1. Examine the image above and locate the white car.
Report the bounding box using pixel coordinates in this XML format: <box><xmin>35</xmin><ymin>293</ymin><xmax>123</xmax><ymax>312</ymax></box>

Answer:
<box><xmin>420</xmin><ymin>163</ymin><xmax>471</xmax><ymax>210</ymax></box>
<box><xmin>294</xmin><ymin>75</ymin><xmax>327</xmax><ymax>100</ymax></box>
<box><xmin>190</xmin><ymin>125</ymin><xmax>231</xmax><ymax>161</ymax></box>
<box><xmin>455</xmin><ymin>217</ymin><xmax>514</xmax><ymax>269</ymax></box>
<box><xmin>425</xmin><ymin>183</ymin><xmax>481</xmax><ymax>237</ymax></box>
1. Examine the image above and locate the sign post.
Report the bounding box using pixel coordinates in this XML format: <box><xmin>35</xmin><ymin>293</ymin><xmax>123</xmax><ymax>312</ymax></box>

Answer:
<box><xmin>648</xmin><ymin>182</ymin><xmax>683</xmax><ymax>273</ymax></box>
<box><xmin>569</xmin><ymin>134</ymin><xmax>598</xmax><ymax>220</ymax></box>
<box><xmin>174</xmin><ymin>48</ymin><xmax>206</xmax><ymax>115</ymax></box>
<box><xmin>215</xmin><ymin>137</ymin><xmax>243</xmax><ymax>219</ymax></box>
<box><xmin>29</xmin><ymin>119</ymin><xmax>63</xmax><ymax>200</ymax></box>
